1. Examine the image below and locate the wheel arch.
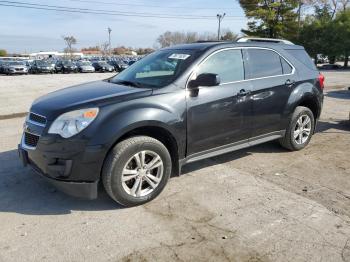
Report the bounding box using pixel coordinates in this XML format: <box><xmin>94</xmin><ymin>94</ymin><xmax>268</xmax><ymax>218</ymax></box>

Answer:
<box><xmin>286</xmin><ymin>82</ymin><xmax>322</xmax><ymax>121</ymax></box>
<box><xmin>101</xmin><ymin>122</ymin><xmax>181</xmax><ymax>178</ymax></box>
<box><xmin>297</xmin><ymin>97</ymin><xmax>320</xmax><ymax>120</ymax></box>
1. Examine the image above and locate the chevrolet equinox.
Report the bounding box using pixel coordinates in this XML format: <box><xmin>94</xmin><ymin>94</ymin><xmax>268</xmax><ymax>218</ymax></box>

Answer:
<box><xmin>18</xmin><ymin>40</ymin><xmax>325</xmax><ymax>207</ymax></box>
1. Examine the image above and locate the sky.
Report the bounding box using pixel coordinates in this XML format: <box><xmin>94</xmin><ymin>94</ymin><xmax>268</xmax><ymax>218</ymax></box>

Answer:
<box><xmin>0</xmin><ymin>0</ymin><xmax>247</xmax><ymax>53</ymax></box>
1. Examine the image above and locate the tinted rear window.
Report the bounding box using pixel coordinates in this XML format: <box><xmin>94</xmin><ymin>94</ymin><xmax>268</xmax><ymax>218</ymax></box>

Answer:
<box><xmin>244</xmin><ymin>49</ymin><xmax>282</xmax><ymax>79</ymax></box>
<box><xmin>287</xmin><ymin>49</ymin><xmax>316</xmax><ymax>70</ymax></box>
<box><xmin>280</xmin><ymin>57</ymin><xmax>293</xmax><ymax>74</ymax></box>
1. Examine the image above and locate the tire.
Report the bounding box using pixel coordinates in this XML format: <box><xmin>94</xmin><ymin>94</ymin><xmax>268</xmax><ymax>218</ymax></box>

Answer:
<box><xmin>279</xmin><ymin>106</ymin><xmax>315</xmax><ymax>151</ymax></box>
<box><xmin>102</xmin><ymin>136</ymin><xmax>172</xmax><ymax>207</ymax></box>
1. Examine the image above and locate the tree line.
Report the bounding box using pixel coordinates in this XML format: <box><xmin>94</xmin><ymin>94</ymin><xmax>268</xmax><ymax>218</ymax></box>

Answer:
<box><xmin>239</xmin><ymin>0</ymin><xmax>350</xmax><ymax>66</ymax></box>
<box><xmin>156</xmin><ymin>29</ymin><xmax>239</xmax><ymax>48</ymax></box>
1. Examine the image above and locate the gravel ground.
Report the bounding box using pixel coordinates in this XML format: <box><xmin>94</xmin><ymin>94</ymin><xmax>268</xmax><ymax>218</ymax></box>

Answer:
<box><xmin>0</xmin><ymin>73</ymin><xmax>115</xmax><ymax>117</ymax></box>
<box><xmin>0</xmin><ymin>71</ymin><xmax>349</xmax><ymax>262</ymax></box>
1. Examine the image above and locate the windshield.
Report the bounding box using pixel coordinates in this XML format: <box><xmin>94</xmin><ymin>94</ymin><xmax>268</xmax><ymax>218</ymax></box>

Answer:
<box><xmin>36</xmin><ymin>61</ymin><xmax>49</xmax><ymax>66</ymax></box>
<box><xmin>79</xmin><ymin>61</ymin><xmax>91</xmax><ymax>66</ymax></box>
<box><xmin>62</xmin><ymin>61</ymin><xmax>73</xmax><ymax>65</ymax></box>
<box><xmin>111</xmin><ymin>50</ymin><xmax>197</xmax><ymax>88</ymax></box>
<box><xmin>9</xmin><ymin>61</ymin><xmax>24</xmax><ymax>65</ymax></box>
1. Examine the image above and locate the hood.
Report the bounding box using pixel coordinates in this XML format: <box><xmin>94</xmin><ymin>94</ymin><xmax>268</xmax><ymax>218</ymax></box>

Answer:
<box><xmin>9</xmin><ymin>65</ymin><xmax>26</xmax><ymax>69</ymax></box>
<box><xmin>38</xmin><ymin>65</ymin><xmax>53</xmax><ymax>68</ymax></box>
<box><xmin>31</xmin><ymin>80</ymin><xmax>152</xmax><ymax>120</ymax></box>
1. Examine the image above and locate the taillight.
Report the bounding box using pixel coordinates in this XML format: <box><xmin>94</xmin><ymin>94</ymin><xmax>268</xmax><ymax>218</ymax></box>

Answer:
<box><xmin>318</xmin><ymin>74</ymin><xmax>325</xmax><ymax>90</ymax></box>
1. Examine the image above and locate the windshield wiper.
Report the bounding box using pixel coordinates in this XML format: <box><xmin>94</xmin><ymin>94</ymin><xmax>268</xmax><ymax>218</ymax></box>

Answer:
<box><xmin>113</xmin><ymin>80</ymin><xmax>143</xmax><ymax>88</ymax></box>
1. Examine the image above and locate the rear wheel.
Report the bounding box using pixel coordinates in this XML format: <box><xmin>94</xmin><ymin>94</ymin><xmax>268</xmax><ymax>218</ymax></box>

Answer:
<box><xmin>279</xmin><ymin>106</ymin><xmax>315</xmax><ymax>151</ymax></box>
<box><xmin>102</xmin><ymin>136</ymin><xmax>172</xmax><ymax>207</ymax></box>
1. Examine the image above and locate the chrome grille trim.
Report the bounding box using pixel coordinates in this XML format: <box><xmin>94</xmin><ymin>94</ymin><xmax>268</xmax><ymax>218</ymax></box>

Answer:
<box><xmin>28</xmin><ymin>112</ymin><xmax>47</xmax><ymax>127</ymax></box>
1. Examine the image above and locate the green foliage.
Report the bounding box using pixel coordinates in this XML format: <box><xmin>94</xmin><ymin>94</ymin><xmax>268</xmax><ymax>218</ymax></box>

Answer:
<box><xmin>297</xmin><ymin>7</ymin><xmax>350</xmax><ymax>65</ymax></box>
<box><xmin>239</xmin><ymin>0</ymin><xmax>298</xmax><ymax>38</ymax></box>
<box><xmin>0</xmin><ymin>49</ymin><xmax>7</xmax><ymax>57</ymax></box>
<box><xmin>296</xmin><ymin>5</ymin><xmax>333</xmax><ymax>58</ymax></box>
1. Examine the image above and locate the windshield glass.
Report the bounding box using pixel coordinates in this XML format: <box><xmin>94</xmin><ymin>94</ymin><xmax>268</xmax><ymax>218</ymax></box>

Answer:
<box><xmin>79</xmin><ymin>61</ymin><xmax>91</xmax><ymax>66</ymax></box>
<box><xmin>36</xmin><ymin>61</ymin><xmax>49</xmax><ymax>66</ymax></box>
<box><xmin>111</xmin><ymin>49</ymin><xmax>197</xmax><ymax>88</ymax></box>
<box><xmin>62</xmin><ymin>61</ymin><xmax>73</xmax><ymax>65</ymax></box>
<box><xmin>9</xmin><ymin>61</ymin><xmax>24</xmax><ymax>65</ymax></box>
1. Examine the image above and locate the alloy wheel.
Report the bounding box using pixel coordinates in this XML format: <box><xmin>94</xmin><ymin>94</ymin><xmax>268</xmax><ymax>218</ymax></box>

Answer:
<box><xmin>121</xmin><ymin>150</ymin><xmax>164</xmax><ymax>197</ymax></box>
<box><xmin>294</xmin><ymin>114</ymin><xmax>312</xmax><ymax>145</ymax></box>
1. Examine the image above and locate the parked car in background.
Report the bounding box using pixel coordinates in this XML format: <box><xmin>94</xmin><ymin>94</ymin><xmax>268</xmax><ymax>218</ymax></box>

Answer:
<box><xmin>0</xmin><ymin>60</ymin><xmax>9</xmax><ymax>74</ymax></box>
<box><xmin>30</xmin><ymin>60</ymin><xmax>55</xmax><ymax>74</ymax></box>
<box><xmin>2</xmin><ymin>61</ymin><xmax>29</xmax><ymax>75</ymax></box>
<box><xmin>77</xmin><ymin>61</ymin><xmax>95</xmax><ymax>73</ymax></box>
<box><xmin>108</xmin><ymin>60</ymin><xmax>129</xmax><ymax>72</ymax></box>
<box><xmin>55</xmin><ymin>60</ymin><xmax>78</xmax><ymax>73</ymax></box>
<box><xmin>92</xmin><ymin>61</ymin><xmax>114</xmax><ymax>72</ymax></box>
<box><xmin>319</xmin><ymin>64</ymin><xmax>342</xmax><ymax>70</ymax></box>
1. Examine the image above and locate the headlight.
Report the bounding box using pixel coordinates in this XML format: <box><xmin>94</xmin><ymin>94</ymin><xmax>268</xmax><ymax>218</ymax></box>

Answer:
<box><xmin>48</xmin><ymin>108</ymin><xmax>99</xmax><ymax>138</ymax></box>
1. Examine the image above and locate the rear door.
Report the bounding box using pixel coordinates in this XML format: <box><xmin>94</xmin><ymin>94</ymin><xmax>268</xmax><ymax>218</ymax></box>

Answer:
<box><xmin>243</xmin><ymin>48</ymin><xmax>296</xmax><ymax>137</ymax></box>
<box><xmin>186</xmin><ymin>48</ymin><xmax>253</xmax><ymax>155</ymax></box>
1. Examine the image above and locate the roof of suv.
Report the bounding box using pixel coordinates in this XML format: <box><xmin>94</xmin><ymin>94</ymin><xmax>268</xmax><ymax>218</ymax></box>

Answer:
<box><xmin>163</xmin><ymin>41</ymin><xmax>304</xmax><ymax>52</ymax></box>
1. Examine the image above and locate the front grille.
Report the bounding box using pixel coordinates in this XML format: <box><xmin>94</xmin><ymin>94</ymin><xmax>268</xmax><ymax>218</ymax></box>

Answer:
<box><xmin>24</xmin><ymin>132</ymin><xmax>40</xmax><ymax>148</ymax></box>
<box><xmin>29</xmin><ymin>113</ymin><xmax>46</xmax><ymax>125</ymax></box>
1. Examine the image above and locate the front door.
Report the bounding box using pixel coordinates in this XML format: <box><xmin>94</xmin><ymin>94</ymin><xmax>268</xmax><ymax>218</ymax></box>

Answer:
<box><xmin>186</xmin><ymin>49</ymin><xmax>253</xmax><ymax>155</ymax></box>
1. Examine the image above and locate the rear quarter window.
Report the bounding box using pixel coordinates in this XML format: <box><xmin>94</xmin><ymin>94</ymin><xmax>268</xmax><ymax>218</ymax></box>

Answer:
<box><xmin>280</xmin><ymin>57</ymin><xmax>293</xmax><ymax>74</ymax></box>
<box><xmin>244</xmin><ymin>49</ymin><xmax>283</xmax><ymax>79</ymax></box>
<box><xmin>286</xmin><ymin>49</ymin><xmax>317</xmax><ymax>70</ymax></box>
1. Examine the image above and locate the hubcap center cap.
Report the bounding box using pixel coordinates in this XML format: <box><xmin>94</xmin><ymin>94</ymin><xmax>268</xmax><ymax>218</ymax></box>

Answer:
<box><xmin>139</xmin><ymin>169</ymin><xmax>147</xmax><ymax>177</ymax></box>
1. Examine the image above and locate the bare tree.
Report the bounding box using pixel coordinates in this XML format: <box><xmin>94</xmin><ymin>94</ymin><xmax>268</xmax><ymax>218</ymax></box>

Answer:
<box><xmin>156</xmin><ymin>31</ymin><xmax>221</xmax><ymax>48</ymax></box>
<box><xmin>100</xmin><ymin>42</ymin><xmax>110</xmax><ymax>57</ymax></box>
<box><xmin>62</xmin><ymin>35</ymin><xmax>77</xmax><ymax>58</ymax></box>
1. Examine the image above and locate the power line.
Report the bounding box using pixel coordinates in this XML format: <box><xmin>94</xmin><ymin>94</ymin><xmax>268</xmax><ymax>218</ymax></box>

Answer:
<box><xmin>0</xmin><ymin>1</ymin><xmax>246</xmax><ymax>19</ymax></box>
<box><xmin>63</xmin><ymin>0</ymin><xmax>241</xmax><ymax>10</ymax></box>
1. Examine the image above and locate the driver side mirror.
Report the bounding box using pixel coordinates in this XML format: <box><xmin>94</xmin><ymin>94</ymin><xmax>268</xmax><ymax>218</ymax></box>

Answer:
<box><xmin>188</xmin><ymin>73</ymin><xmax>221</xmax><ymax>89</ymax></box>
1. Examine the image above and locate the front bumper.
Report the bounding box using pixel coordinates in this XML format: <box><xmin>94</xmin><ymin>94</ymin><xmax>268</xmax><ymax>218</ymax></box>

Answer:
<box><xmin>18</xmin><ymin>132</ymin><xmax>105</xmax><ymax>199</ymax></box>
<box><xmin>38</xmin><ymin>69</ymin><xmax>54</xmax><ymax>73</ymax></box>
<box><xmin>8</xmin><ymin>70</ymin><xmax>28</xmax><ymax>74</ymax></box>
<box><xmin>81</xmin><ymin>68</ymin><xmax>95</xmax><ymax>73</ymax></box>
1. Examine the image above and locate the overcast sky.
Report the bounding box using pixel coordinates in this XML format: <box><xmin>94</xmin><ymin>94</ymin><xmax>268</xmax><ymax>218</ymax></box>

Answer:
<box><xmin>0</xmin><ymin>0</ymin><xmax>247</xmax><ymax>53</ymax></box>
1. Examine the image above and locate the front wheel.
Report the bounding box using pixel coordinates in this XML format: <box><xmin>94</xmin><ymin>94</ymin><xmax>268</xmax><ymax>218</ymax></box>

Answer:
<box><xmin>279</xmin><ymin>106</ymin><xmax>315</xmax><ymax>151</ymax></box>
<box><xmin>102</xmin><ymin>136</ymin><xmax>172</xmax><ymax>207</ymax></box>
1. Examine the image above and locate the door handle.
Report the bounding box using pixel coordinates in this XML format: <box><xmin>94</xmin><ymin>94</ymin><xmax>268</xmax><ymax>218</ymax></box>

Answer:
<box><xmin>285</xmin><ymin>79</ymin><xmax>295</xmax><ymax>87</ymax></box>
<box><xmin>238</xmin><ymin>89</ymin><xmax>251</xmax><ymax>97</ymax></box>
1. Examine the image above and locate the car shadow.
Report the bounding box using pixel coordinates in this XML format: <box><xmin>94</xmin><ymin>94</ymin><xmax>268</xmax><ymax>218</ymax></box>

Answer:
<box><xmin>0</xmin><ymin>149</ymin><xmax>121</xmax><ymax>215</ymax></box>
<box><xmin>182</xmin><ymin>119</ymin><xmax>349</xmax><ymax>175</ymax></box>
<box><xmin>1</xmin><ymin>119</ymin><xmax>348</xmax><ymax>216</ymax></box>
<box><xmin>182</xmin><ymin>140</ymin><xmax>287</xmax><ymax>175</ymax></box>
<box><xmin>316</xmin><ymin>120</ymin><xmax>350</xmax><ymax>133</ymax></box>
<box><xmin>325</xmin><ymin>89</ymin><xmax>350</xmax><ymax>100</ymax></box>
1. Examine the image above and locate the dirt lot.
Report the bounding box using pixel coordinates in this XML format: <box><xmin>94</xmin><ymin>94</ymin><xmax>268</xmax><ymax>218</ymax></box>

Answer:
<box><xmin>0</xmin><ymin>72</ymin><xmax>349</xmax><ymax>262</ymax></box>
<box><xmin>0</xmin><ymin>73</ymin><xmax>116</xmax><ymax>117</ymax></box>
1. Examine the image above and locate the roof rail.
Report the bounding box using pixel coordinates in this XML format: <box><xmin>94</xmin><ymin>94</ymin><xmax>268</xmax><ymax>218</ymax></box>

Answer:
<box><xmin>236</xmin><ymin>37</ymin><xmax>294</xmax><ymax>45</ymax></box>
<box><xmin>195</xmin><ymin>40</ymin><xmax>224</xmax><ymax>43</ymax></box>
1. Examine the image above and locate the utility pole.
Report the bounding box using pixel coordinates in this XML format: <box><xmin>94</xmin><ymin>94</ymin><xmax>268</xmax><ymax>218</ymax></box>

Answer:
<box><xmin>217</xmin><ymin>13</ymin><xmax>226</xmax><ymax>40</ymax></box>
<box><xmin>107</xmin><ymin>27</ymin><xmax>112</xmax><ymax>56</ymax></box>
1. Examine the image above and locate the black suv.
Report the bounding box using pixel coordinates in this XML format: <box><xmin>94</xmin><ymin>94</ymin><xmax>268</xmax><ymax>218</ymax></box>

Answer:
<box><xmin>18</xmin><ymin>41</ymin><xmax>324</xmax><ymax>207</ymax></box>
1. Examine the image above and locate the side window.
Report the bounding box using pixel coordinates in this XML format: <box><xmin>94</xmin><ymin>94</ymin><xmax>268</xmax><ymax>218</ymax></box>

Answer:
<box><xmin>196</xmin><ymin>49</ymin><xmax>244</xmax><ymax>83</ymax></box>
<box><xmin>280</xmin><ymin>57</ymin><xmax>293</xmax><ymax>74</ymax></box>
<box><xmin>244</xmin><ymin>49</ymin><xmax>283</xmax><ymax>79</ymax></box>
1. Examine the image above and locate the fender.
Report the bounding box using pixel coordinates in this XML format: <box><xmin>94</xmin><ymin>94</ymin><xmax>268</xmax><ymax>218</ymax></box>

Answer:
<box><xmin>85</xmin><ymin>92</ymin><xmax>187</xmax><ymax>159</ymax></box>
<box><xmin>284</xmin><ymin>80</ymin><xmax>322</xmax><ymax>120</ymax></box>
